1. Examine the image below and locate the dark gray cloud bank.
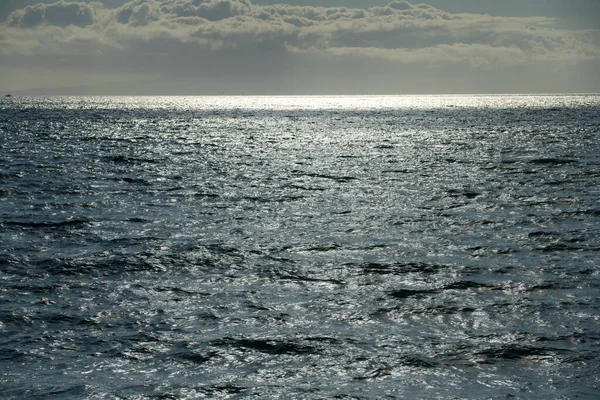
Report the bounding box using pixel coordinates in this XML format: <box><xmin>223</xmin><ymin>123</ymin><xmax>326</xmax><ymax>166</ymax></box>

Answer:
<box><xmin>1</xmin><ymin>0</ymin><xmax>599</xmax><ymax>94</ymax></box>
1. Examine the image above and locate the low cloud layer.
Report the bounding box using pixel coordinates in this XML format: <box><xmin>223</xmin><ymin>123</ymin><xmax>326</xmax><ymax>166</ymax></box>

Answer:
<box><xmin>1</xmin><ymin>0</ymin><xmax>599</xmax><ymax>93</ymax></box>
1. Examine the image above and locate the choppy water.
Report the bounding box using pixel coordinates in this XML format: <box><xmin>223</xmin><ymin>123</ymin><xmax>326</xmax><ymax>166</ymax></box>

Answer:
<box><xmin>1</xmin><ymin>95</ymin><xmax>599</xmax><ymax>399</ymax></box>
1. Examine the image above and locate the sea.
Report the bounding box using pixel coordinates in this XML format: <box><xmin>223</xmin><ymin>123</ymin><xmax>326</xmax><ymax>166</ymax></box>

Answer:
<box><xmin>0</xmin><ymin>95</ymin><xmax>599</xmax><ymax>399</ymax></box>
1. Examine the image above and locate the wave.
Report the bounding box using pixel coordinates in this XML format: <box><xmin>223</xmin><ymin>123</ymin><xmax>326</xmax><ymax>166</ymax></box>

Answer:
<box><xmin>3</xmin><ymin>219</ymin><xmax>92</xmax><ymax>228</ymax></box>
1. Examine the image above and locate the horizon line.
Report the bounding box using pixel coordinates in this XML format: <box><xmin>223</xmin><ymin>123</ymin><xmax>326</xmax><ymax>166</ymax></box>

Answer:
<box><xmin>4</xmin><ymin>92</ymin><xmax>600</xmax><ymax>97</ymax></box>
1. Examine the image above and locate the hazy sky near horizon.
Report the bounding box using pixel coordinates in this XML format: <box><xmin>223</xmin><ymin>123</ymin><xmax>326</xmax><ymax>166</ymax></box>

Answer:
<box><xmin>1</xmin><ymin>0</ymin><xmax>599</xmax><ymax>94</ymax></box>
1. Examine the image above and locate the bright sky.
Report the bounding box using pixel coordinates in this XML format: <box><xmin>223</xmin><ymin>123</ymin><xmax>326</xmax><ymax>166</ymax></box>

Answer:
<box><xmin>1</xmin><ymin>0</ymin><xmax>599</xmax><ymax>94</ymax></box>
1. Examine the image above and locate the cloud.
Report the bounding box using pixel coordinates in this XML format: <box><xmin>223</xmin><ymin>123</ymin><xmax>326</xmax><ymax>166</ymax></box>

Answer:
<box><xmin>388</xmin><ymin>1</ymin><xmax>412</xmax><ymax>11</ymax></box>
<box><xmin>1</xmin><ymin>0</ymin><xmax>599</xmax><ymax>93</ymax></box>
<box><xmin>6</xmin><ymin>1</ymin><xmax>101</xmax><ymax>28</ymax></box>
<box><xmin>325</xmin><ymin>43</ymin><xmax>530</xmax><ymax>69</ymax></box>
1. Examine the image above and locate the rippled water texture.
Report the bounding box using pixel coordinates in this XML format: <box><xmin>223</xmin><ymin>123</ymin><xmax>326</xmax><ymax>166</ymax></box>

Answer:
<box><xmin>1</xmin><ymin>95</ymin><xmax>599</xmax><ymax>399</ymax></box>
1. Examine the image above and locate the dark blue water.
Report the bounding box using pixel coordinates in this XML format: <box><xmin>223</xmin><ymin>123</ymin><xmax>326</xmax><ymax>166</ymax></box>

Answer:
<box><xmin>1</xmin><ymin>95</ymin><xmax>599</xmax><ymax>399</ymax></box>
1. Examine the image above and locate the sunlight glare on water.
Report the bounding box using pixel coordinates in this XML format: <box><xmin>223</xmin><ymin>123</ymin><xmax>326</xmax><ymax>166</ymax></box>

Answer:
<box><xmin>0</xmin><ymin>95</ymin><xmax>599</xmax><ymax>399</ymax></box>
<box><xmin>15</xmin><ymin>94</ymin><xmax>600</xmax><ymax>111</ymax></box>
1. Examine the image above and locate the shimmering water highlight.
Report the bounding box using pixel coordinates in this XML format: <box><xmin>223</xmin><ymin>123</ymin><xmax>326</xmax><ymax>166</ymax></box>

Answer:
<box><xmin>1</xmin><ymin>95</ymin><xmax>599</xmax><ymax>399</ymax></box>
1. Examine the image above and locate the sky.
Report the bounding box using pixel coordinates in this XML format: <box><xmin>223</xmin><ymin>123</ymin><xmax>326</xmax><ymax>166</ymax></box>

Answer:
<box><xmin>0</xmin><ymin>0</ymin><xmax>599</xmax><ymax>95</ymax></box>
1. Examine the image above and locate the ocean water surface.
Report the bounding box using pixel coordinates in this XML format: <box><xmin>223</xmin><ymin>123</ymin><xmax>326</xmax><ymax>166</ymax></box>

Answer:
<box><xmin>0</xmin><ymin>95</ymin><xmax>599</xmax><ymax>399</ymax></box>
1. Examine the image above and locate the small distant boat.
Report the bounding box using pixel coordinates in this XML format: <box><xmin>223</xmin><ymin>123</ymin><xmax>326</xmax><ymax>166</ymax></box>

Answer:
<box><xmin>4</xmin><ymin>94</ymin><xmax>12</xmax><ymax>97</ymax></box>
